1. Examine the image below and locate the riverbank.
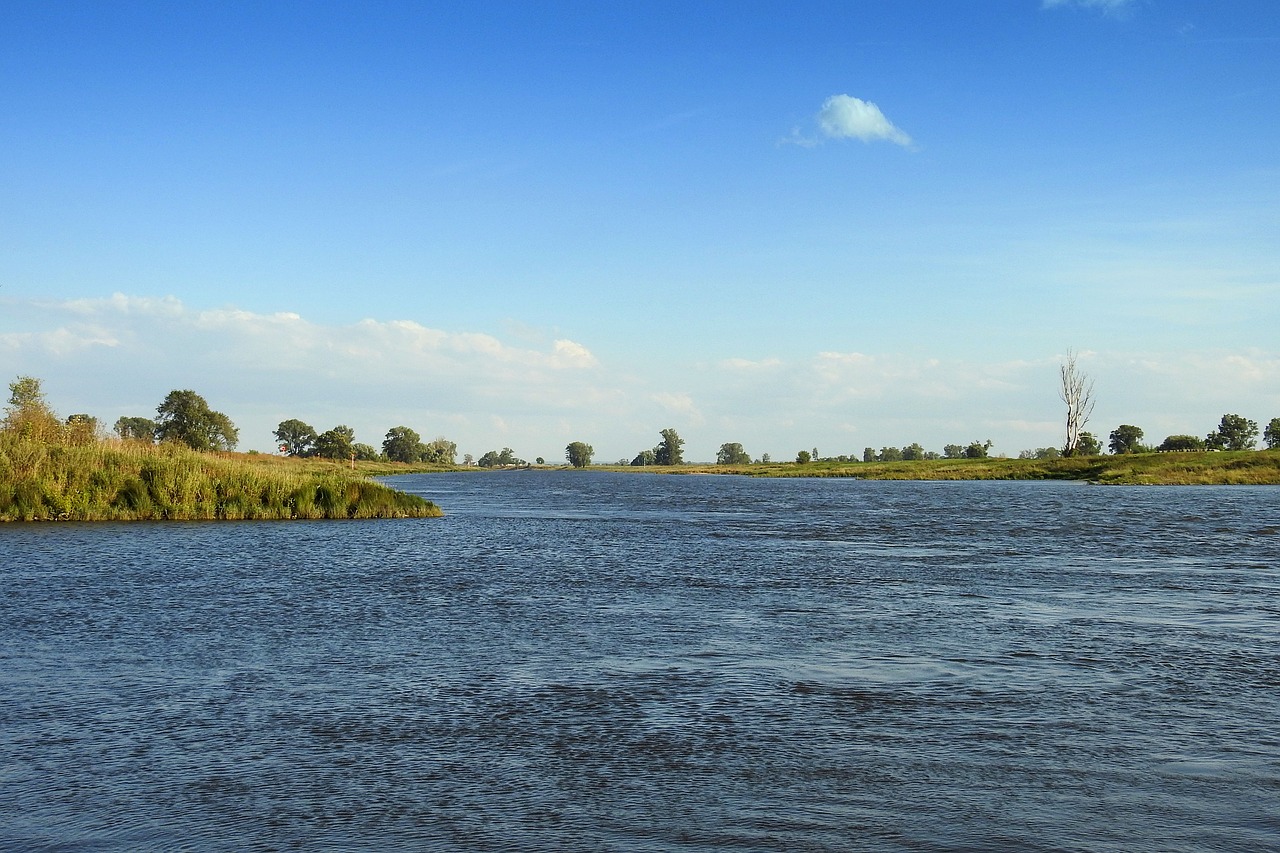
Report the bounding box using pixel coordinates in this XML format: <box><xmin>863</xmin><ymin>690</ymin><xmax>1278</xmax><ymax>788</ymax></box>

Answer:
<box><xmin>0</xmin><ymin>435</ymin><xmax>442</xmax><ymax>521</ymax></box>
<box><xmin>594</xmin><ymin>450</ymin><xmax>1280</xmax><ymax>485</ymax></box>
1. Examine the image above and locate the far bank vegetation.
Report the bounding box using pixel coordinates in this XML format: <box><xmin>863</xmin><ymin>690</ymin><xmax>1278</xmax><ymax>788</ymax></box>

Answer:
<box><xmin>0</xmin><ymin>378</ymin><xmax>441</xmax><ymax>522</ymax></box>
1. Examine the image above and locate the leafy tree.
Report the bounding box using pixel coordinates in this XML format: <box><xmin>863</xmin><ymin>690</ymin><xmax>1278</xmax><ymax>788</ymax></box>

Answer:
<box><xmin>1108</xmin><ymin>424</ymin><xmax>1145</xmax><ymax>455</ymax></box>
<box><xmin>876</xmin><ymin>446</ymin><xmax>901</xmax><ymax>462</ymax></box>
<box><xmin>1158</xmin><ymin>434</ymin><xmax>1205</xmax><ymax>452</ymax></box>
<box><xmin>352</xmin><ymin>442</ymin><xmax>381</xmax><ymax>461</ymax></box>
<box><xmin>1059</xmin><ymin>349</ymin><xmax>1096</xmax><ymax>456</ymax></box>
<box><xmin>1264</xmin><ymin>417</ymin><xmax>1280</xmax><ymax>450</ymax></box>
<box><xmin>943</xmin><ymin>444</ymin><xmax>966</xmax><ymax>459</ymax></box>
<box><xmin>115</xmin><ymin>416</ymin><xmax>157</xmax><ymax>442</ymax></box>
<box><xmin>655</xmin><ymin>428</ymin><xmax>684</xmax><ymax>465</ymax></box>
<box><xmin>64</xmin><ymin>414</ymin><xmax>99</xmax><ymax>445</ymax></box>
<box><xmin>716</xmin><ymin>442</ymin><xmax>751</xmax><ymax>465</ymax></box>
<box><xmin>1206</xmin><ymin>413</ymin><xmax>1259</xmax><ymax>451</ymax></box>
<box><xmin>761</xmin><ymin>453</ymin><xmax>771</xmax><ymax>463</ymax></box>
<box><xmin>313</xmin><ymin>425</ymin><xmax>356</xmax><ymax>460</ymax></box>
<box><xmin>901</xmin><ymin>442</ymin><xmax>925</xmax><ymax>461</ymax></box>
<box><xmin>964</xmin><ymin>440</ymin><xmax>993</xmax><ymax>459</ymax></box>
<box><xmin>4</xmin><ymin>375</ymin><xmax>60</xmax><ymax>441</ymax></box>
<box><xmin>863</xmin><ymin>447</ymin><xmax>876</xmax><ymax>462</ymax></box>
<box><xmin>274</xmin><ymin>419</ymin><xmax>318</xmax><ymax>457</ymax></box>
<box><xmin>1075</xmin><ymin>432</ymin><xmax>1101</xmax><ymax>456</ymax></box>
<box><xmin>155</xmin><ymin>389</ymin><xmax>238</xmax><ymax>451</ymax></box>
<box><xmin>565</xmin><ymin>441</ymin><xmax>594</xmax><ymax>468</ymax></box>
<box><xmin>1018</xmin><ymin>447</ymin><xmax>1061</xmax><ymax>460</ymax></box>
<box><xmin>796</xmin><ymin>449</ymin><xmax>812</xmax><ymax>464</ymax></box>
<box><xmin>383</xmin><ymin>425</ymin><xmax>422</xmax><ymax>463</ymax></box>
<box><xmin>420</xmin><ymin>437</ymin><xmax>457</xmax><ymax>464</ymax></box>
<box><xmin>631</xmin><ymin>449</ymin><xmax>656</xmax><ymax>466</ymax></box>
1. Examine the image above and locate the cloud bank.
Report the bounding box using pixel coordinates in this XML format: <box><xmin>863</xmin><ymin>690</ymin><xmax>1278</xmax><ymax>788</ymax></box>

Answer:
<box><xmin>1</xmin><ymin>293</ymin><xmax>1273</xmax><ymax>461</ymax></box>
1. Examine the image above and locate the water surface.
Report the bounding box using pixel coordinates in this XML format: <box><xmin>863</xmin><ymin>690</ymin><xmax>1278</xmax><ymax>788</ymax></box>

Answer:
<box><xmin>2</xmin><ymin>474</ymin><xmax>1278</xmax><ymax>851</ymax></box>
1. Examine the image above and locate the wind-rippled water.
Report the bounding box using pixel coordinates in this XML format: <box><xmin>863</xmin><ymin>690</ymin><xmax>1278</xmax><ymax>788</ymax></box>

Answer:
<box><xmin>2</xmin><ymin>473</ymin><xmax>1278</xmax><ymax>852</ymax></box>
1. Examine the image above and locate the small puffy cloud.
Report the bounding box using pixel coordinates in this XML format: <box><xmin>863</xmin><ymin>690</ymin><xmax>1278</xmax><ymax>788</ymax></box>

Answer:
<box><xmin>818</xmin><ymin>95</ymin><xmax>913</xmax><ymax>146</ymax></box>
<box><xmin>783</xmin><ymin>94</ymin><xmax>913</xmax><ymax>149</ymax></box>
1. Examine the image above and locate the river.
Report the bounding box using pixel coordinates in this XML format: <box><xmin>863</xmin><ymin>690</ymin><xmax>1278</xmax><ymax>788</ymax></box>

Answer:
<box><xmin>2</xmin><ymin>473</ymin><xmax>1278</xmax><ymax>851</ymax></box>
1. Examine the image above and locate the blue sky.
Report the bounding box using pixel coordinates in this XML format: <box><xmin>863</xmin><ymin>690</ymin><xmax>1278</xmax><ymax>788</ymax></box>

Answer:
<box><xmin>2</xmin><ymin>0</ymin><xmax>1278</xmax><ymax>461</ymax></box>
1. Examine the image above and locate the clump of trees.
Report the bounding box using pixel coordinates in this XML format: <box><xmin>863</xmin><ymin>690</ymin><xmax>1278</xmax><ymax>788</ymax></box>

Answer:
<box><xmin>478</xmin><ymin>448</ymin><xmax>522</xmax><ymax>467</ymax></box>
<box><xmin>1205</xmin><ymin>414</ymin><xmax>1258</xmax><ymax>451</ymax></box>
<box><xmin>717</xmin><ymin>442</ymin><xmax>750</xmax><ymax>465</ymax></box>
<box><xmin>632</xmin><ymin>429</ymin><xmax>684</xmax><ymax>466</ymax></box>
<box><xmin>271</xmin><ymin>420</ymin><xmax>456</xmax><ymax>464</ymax></box>
<box><xmin>1108</xmin><ymin>425</ymin><xmax>1145</xmax><ymax>455</ymax></box>
<box><xmin>155</xmin><ymin>390</ymin><xmax>238</xmax><ymax>451</ymax></box>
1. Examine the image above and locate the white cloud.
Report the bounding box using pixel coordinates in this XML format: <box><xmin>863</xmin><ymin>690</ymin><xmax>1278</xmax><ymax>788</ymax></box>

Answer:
<box><xmin>2</xmin><ymin>292</ymin><xmax>1274</xmax><ymax>461</ymax></box>
<box><xmin>816</xmin><ymin>95</ymin><xmax>913</xmax><ymax>146</ymax></box>
<box><xmin>1042</xmin><ymin>0</ymin><xmax>1136</xmax><ymax>16</ymax></box>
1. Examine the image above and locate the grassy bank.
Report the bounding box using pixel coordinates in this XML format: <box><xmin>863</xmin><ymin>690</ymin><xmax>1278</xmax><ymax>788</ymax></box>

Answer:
<box><xmin>0</xmin><ymin>435</ymin><xmax>442</xmax><ymax>521</ymax></box>
<box><xmin>599</xmin><ymin>450</ymin><xmax>1280</xmax><ymax>485</ymax></box>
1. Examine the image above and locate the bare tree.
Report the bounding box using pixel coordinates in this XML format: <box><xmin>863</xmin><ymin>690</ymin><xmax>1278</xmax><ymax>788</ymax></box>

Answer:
<box><xmin>1059</xmin><ymin>349</ymin><xmax>1096</xmax><ymax>456</ymax></box>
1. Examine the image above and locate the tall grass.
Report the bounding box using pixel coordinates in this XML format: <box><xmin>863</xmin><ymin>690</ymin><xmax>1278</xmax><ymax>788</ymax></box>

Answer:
<box><xmin>0</xmin><ymin>434</ymin><xmax>442</xmax><ymax>522</ymax></box>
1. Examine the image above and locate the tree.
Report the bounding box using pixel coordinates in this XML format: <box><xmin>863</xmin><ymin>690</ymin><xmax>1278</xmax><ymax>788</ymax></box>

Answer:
<box><xmin>155</xmin><ymin>389</ymin><xmax>238</xmax><ymax>451</ymax></box>
<box><xmin>478</xmin><ymin>447</ymin><xmax>519</xmax><ymax>468</ymax></box>
<box><xmin>1264</xmin><ymin>418</ymin><xmax>1280</xmax><ymax>450</ymax></box>
<box><xmin>1108</xmin><ymin>424</ymin><xmax>1144</xmax><ymax>455</ymax></box>
<box><xmin>274</xmin><ymin>419</ymin><xmax>318</xmax><ymax>457</ymax></box>
<box><xmin>795</xmin><ymin>449</ymin><xmax>812</xmax><ymax>464</ymax></box>
<box><xmin>64</xmin><ymin>414</ymin><xmax>99</xmax><ymax>445</ymax></box>
<box><xmin>313</xmin><ymin>425</ymin><xmax>356</xmax><ymax>460</ymax></box>
<box><xmin>878</xmin><ymin>446</ymin><xmax>903</xmax><ymax>462</ymax></box>
<box><xmin>942</xmin><ymin>444</ymin><xmax>966</xmax><ymax>459</ymax></box>
<box><xmin>1158</xmin><ymin>434</ymin><xmax>1205</xmax><ymax>452</ymax></box>
<box><xmin>4</xmin><ymin>375</ymin><xmax>60</xmax><ymax>441</ymax></box>
<box><xmin>1076</xmin><ymin>432</ymin><xmax>1102</xmax><ymax>456</ymax></box>
<box><xmin>964</xmin><ymin>440</ymin><xmax>993</xmax><ymax>459</ymax></box>
<box><xmin>1059</xmin><ymin>349</ymin><xmax>1096</xmax><ymax>456</ymax></box>
<box><xmin>1206</xmin><ymin>413</ymin><xmax>1259</xmax><ymax>451</ymax></box>
<box><xmin>115</xmin><ymin>416</ymin><xmax>157</xmax><ymax>442</ymax></box>
<box><xmin>901</xmin><ymin>443</ymin><xmax>925</xmax><ymax>461</ymax></box>
<box><xmin>655</xmin><ymin>428</ymin><xmax>684</xmax><ymax>465</ymax></box>
<box><xmin>352</xmin><ymin>442</ymin><xmax>381</xmax><ymax>461</ymax></box>
<box><xmin>383</xmin><ymin>425</ymin><xmax>422</xmax><ymax>463</ymax></box>
<box><xmin>716</xmin><ymin>442</ymin><xmax>751</xmax><ymax>465</ymax></box>
<box><xmin>565</xmin><ymin>441</ymin><xmax>594</xmax><ymax>468</ymax></box>
<box><xmin>863</xmin><ymin>447</ymin><xmax>876</xmax><ymax>462</ymax></box>
<box><xmin>631</xmin><ymin>449</ymin><xmax>656</xmax><ymax>466</ymax></box>
<box><xmin>420</xmin><ymin>437</ymin><xmax>457</xmax><ymax>464</ymax></box>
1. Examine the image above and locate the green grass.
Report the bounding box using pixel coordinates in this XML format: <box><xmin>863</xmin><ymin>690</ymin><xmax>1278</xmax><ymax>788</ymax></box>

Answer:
<box><xmin>595</xmin><ymin>451</ymin><xmax>1280</xmax><ymax>485</ymax></box>
<box><xmin>0</xmin><ymin>434</ymin><xmax>443</xmax><ymax>522</ymax></box>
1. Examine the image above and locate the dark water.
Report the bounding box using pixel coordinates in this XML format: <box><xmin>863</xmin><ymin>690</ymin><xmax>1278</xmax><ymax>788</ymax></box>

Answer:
<box><xmin>2</xmin><ymin>473</ymin><xmax>1279</xmax><ymax>852</ymax></box>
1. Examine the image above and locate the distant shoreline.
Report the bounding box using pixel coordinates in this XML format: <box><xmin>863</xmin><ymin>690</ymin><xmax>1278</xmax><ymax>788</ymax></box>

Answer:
<box><xmin>528</xmin><ymin>451</ymin><xmax>1280</xmax><ymax>486</ymax></box>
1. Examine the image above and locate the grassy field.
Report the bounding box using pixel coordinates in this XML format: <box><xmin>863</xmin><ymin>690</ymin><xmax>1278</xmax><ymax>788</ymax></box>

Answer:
<box><xmin>593</xmin><ymin>450</ymin><xmax>1280</xmax><ymax>485</ymax></box>
<box><xmin>0</xmin><ymin>434</ymin><xmax>443</xmax><ymax>522</ymax></box>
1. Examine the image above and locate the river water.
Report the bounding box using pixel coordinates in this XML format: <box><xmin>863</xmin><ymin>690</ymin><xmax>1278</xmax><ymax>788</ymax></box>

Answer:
<box><xmin>2</xmin><ymin>473</ymin><xmax>1278</xmax><ymax>852</ymax></box>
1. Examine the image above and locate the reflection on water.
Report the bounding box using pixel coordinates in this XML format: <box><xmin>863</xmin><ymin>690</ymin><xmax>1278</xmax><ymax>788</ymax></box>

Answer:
<box><xmin>2</xmin><ymin>474</ymin><xmax>1279</xmax><ymax>851</ymax></box>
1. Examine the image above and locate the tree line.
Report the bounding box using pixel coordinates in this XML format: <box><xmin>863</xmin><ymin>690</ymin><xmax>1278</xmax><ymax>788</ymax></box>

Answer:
<box><xmin>10</xmin><ymin>376</ymin><xmax>1279</xmax><ymax>468</ymax></box>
